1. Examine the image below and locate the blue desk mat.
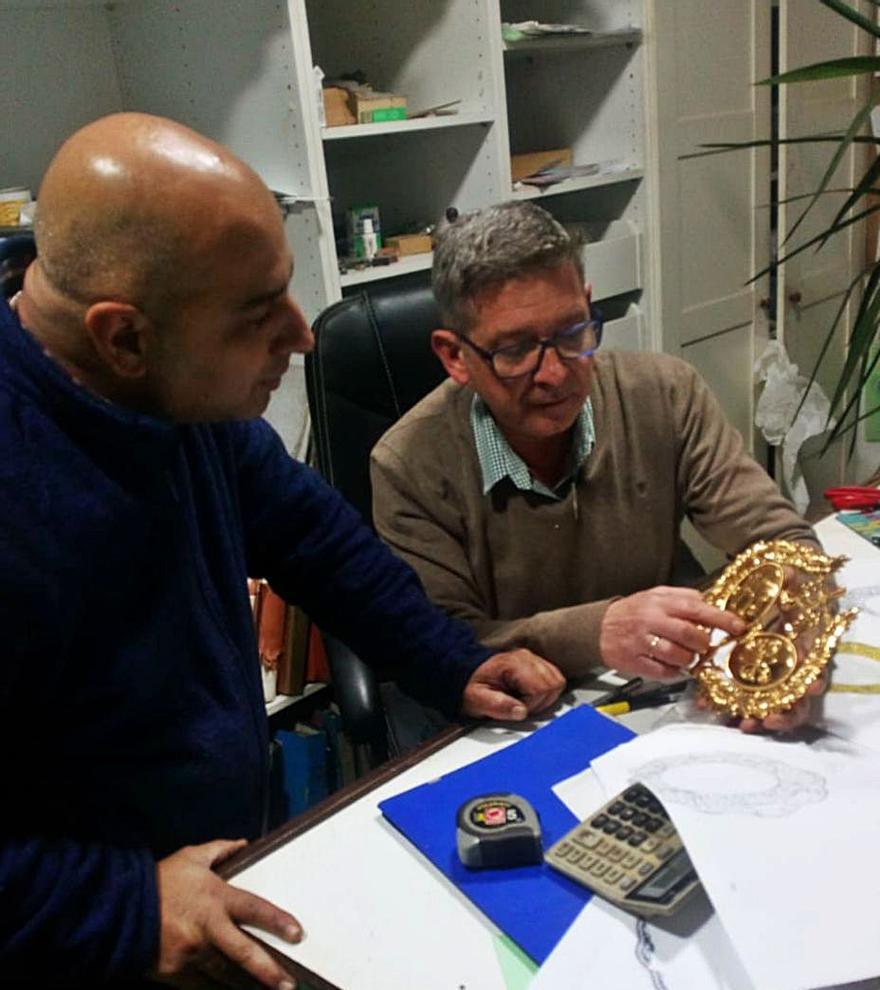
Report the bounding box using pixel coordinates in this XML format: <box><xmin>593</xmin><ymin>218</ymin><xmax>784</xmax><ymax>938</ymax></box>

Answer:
<box><xmin>379</xmin><ymin>705</ymin><xmax>634</xmax><ymax>963</ymax></box>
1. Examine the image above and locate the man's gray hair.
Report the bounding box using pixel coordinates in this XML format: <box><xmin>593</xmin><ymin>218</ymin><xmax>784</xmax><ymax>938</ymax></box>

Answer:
<box><xmin>432</xmin><ymin>201</ymin><xmax>583</xmax><ymax>330</ymax></box>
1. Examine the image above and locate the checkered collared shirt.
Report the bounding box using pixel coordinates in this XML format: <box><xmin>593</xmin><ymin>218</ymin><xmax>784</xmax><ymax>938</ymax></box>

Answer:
<box><xmin>470</xmin><ymin>394</ymin><xmax>595</xmax><ymax>499</ymax></box>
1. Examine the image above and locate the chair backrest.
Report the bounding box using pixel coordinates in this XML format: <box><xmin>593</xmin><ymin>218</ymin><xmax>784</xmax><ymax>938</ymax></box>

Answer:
<box><xmin>304</xmin><ymin>279</ymin><xmax>449</xmax><ymax>767</ymax></box>
<box><xmin>305</xmin><ymin>279</ymin><xmax>447</xmax><ymax>527</ymax></box>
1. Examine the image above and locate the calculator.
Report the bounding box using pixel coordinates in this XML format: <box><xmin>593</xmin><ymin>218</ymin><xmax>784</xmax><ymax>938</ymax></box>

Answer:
<box><xmin>544</xmin><ymin>783</ymin><xmax>701</xmax><ymax>917</ymax></box>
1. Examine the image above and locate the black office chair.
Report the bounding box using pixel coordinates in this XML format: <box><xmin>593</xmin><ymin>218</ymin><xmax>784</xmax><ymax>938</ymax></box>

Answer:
<box><xmin>0</xmin><ymin>232</ymin><xmax>36</xmax><ymax>298</ymax></box>
<box><xmin>305</xmin><ymin>278</ymin><xmax>448</xmax><ymax>771</ymax></box>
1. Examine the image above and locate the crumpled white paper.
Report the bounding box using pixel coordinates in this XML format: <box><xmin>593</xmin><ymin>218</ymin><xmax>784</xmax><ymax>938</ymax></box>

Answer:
<box><xmin>754</xmin><ymin>340</ymin><xmax>833</xmax><ymax>513</ymax></box>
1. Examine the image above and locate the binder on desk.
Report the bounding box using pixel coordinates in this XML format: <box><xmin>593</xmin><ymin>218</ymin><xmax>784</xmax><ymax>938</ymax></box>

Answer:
<box><xmin>379</xmin><ymin>705</ymin><xmax>634</xmax><ymax>964</ymax></box>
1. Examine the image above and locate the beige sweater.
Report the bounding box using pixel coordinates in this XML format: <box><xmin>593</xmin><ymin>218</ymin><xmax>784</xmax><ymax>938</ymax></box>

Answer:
<box><xmin>371</xmin><ymin>351</ymin><xmax>816</xmax><ymax>675</ymax></box>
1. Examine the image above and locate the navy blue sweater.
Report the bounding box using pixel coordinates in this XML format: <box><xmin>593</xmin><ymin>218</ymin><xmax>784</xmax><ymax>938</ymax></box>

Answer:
<box><xmin>0</xmin><ymin>298</ymin><xmax>490</xmax><ymax>985</ymax></box>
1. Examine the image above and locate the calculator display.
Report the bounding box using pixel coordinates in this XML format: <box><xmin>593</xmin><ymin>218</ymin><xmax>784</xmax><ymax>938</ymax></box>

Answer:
<box><xmin>627</xmin><ymin>848</ymin><xmax>697</xmax><ymax>905</ymax></box>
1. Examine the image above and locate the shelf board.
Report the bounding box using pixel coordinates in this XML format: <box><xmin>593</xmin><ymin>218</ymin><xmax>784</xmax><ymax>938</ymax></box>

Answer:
<box><xmin>340</xmin><ymin>252</ymin><xmax>433</xmax><ymax>288</ymax></box>
<box><xmin>512</xmin><ymin>165</ymin><xmax>644</xmax><ymax>200</ymax></box>
<box><xmin>265</xmin><ymin>681</ymin><xmax>326</xmax><ymax>717</ymax></box>
<box><xmin>323</xmin><ymin>112</ymin><xmax>495</xmax><ymax>141</ymax></box>
<box><xmin>502</xmin><ymin>27</ymin><xmax>642</xmax><ymax>56</ymax></box>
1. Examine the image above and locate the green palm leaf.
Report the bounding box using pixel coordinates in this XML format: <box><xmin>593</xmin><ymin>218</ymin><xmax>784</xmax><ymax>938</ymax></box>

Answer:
<box><xmin>823</xmin><ymin>156</ymin><xmax>880</xmax><ymax>244</ymax></box>
<box><xmin>783</xmin><ymin>86</ymin><xmax>880</xmax><ymax>247</ymax></box>
<box><xmin>759</xmin><ymin>56</ymin><xmax>880</xmax><ymax>84</ymax></box>
<box><xmin>820</xmin><ymin>0</ymin><xmax>880</xmax><ymax>39</ymax></box>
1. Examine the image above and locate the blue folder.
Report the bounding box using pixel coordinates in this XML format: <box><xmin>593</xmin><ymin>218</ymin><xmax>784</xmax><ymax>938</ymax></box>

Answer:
<box><xmin>379</xmin><ymin>705</ymin><xmax>635</xmax><ymax>963</ymax></box>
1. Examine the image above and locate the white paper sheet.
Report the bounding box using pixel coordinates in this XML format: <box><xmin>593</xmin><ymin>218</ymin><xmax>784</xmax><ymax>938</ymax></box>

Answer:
<box><xmin>233</xmin><ymin>726</ymin><xmax>529</xmax><ymax>990</ymax></box>
<box><xmin>530</xmin><ymin>890</ymin><xmax>756</xmax><ymax>990</ymax></box>
<box><xmin>588</xmin><ymin>724</ymin><xmax>880</xmax><ymax>990</ymax></box>
<box><xmin>547</xmin><ymin>762</ymin><xmax>880</xmax><ymax>990</ymax></box>
<box><xmin>817</xmin><ymin>558</ymin><xmax>880</xmax><ymax>752</ymax></box>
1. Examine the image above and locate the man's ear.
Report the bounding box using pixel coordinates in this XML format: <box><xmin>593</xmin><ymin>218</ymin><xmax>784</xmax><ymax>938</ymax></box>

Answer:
<box><xmin>584</xmin><ymin>282</ymin><xmax>593</xmax><ymax>307</ymax></box>
<box><xmin>431</xmin><ymin>329</ymin><xmax>472</xmax><ymax>385</ymax></box>
<box><xmin>83</xmin><ymin>301</ymin><xmax>152</xmax><ymax>379</ymax></box>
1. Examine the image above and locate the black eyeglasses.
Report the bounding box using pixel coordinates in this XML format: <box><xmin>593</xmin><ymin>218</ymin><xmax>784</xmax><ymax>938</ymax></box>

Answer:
<box><xmin>457</xmin><ymin>307</ymin><xmax>604</xmax><ymax>380</ymax></box>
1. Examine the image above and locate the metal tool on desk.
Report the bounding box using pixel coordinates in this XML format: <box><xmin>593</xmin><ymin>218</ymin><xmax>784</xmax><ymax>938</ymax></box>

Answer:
<box><xmin>596</xmin><ymin>684</ymin><xmax>687</xmax><ymax>716</ymax></box>
<box><xmin>591</xmin><ymin>677</ymin><xmax>688</xmax><ymax>712</ymax></box>
<box><xmin>590</xmin><ymin>677</ymin><xmax>644</xmax><ymax>708</ymax></box>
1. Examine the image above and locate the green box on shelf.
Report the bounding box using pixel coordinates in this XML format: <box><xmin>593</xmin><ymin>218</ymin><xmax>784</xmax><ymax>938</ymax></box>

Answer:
<box><xmin>369</xmin><ymin>106</ymin><xmax>407</xmax><ymax>123</ymax></box>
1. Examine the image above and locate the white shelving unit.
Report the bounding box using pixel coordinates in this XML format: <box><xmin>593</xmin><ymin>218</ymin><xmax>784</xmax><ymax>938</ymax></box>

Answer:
<box><xmin>322</xmin><ymin>113</ymin><xmax>497</xmax><ymax>142</ymax></box>
<box><xmin>512</xmin><ymin>166</ymin><xmax>646</xmax><ymax>202</ymax></box>
<box><xmin>501</xmin><ymin>28</ymin><xmax>642</xmax><ymax>55</ymax></box>
<box><xmin>265</xmin><ymin>681</ymin><xmax>327</xmax><ymax>719</ymax></box>
<box><xmin>340</xmin><ymin>253</ymin><xmax>434</xmax><ymax>289</ymax></box>
<box><xmin>2</xmin><ymin>0</ymin><xmax>656</xmax><ymax>447</ymax></box>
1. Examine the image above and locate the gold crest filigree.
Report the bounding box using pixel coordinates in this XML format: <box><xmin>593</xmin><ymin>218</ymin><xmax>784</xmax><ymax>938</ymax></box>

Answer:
<box><xmin>692</xmin><ymin>540</ymin><xmax>858</xmax><ymax>719</ymax></box>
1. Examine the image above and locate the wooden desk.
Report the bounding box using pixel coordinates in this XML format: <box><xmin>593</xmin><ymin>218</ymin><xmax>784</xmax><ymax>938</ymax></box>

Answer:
<box><xmin>226</xmin><ymin>516</ymin><xmax>876</xmax><ymax>990</ymax></box>
<box><xmin>224</xmin><ymin>684</ymin><xmax>664</xmax><ymax>990</ymax></box>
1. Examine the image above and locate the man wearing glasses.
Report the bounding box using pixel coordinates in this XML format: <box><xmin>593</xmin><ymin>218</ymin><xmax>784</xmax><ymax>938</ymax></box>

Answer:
<box><xmin>371</xmin><ymin>201</ymin><xmax>820</xmax><ymax>732</ymax></box>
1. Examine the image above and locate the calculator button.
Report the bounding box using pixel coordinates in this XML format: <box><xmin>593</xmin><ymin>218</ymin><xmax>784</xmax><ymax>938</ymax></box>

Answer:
<box><xmin>618</xmin><ymin>876</ymin><xmax>638</xmax><ymax>892</ymax></box>
<box><xmin>634</xmin><ymin>793</ymin><xmax>651</xmax><ymax>808</ymax></box>
<box><xmin>565</xmin><ymin>849</ymin><xmax>584</xmax><ymax>864</ymax></box>
<box><xmin>642</xmin><ymin>838</ymin><xmax>660</xmax><ymax>853</ymax></box>
<box><xmin>623</xmin><ymin>787</ymin><xmax>641</xmax><ymax>802</ymax></box>
<box><xmin>603</xmin><ymin>820</ymin><xmax>620</xmax><ymax>835</ymax></box>
<box><xmin>622</xmin><ymin>852</ymin><xmax>641</xmax><ymax>869</ymax></box>
<box><xmin>596</xmin><ymin>838</ymin><xmax>613</xmax><ymax>855</ymax></box>
<box><xmin>615</xmin><ymin>826</ymin><xmax>633</xmax><ymax>841</ymax></box>
<box><xmin>618</xmin><ymin>807</ymin><xmax>634</xmax><ymax>821</ymax></box>
<box><xmin>638</xmin><ymin>861</ymin><xmax>653</xmax><ymax>877</ymax></box>
<box><xmin>576</xmin><ymin>831</ymin><xmax>601</xmax><ymax>850</ymax></box>
<box><xmin>628</xmin><ymin>833</ymin><xmax>646</xmax><ymax>847</ymax></box>
<box><xmin>655</xmin><ymin>844</ymin><xmax>675</xmax><ymax>861</ymax></box>
<box><xmin>658</xmin><ymin>824</ymin><xmax>676</xmax><ymax>840</ymax></box>
<box><xmin>591</xmin><ymin>814</ymin><xmax>609</xmax><ymax>829</ymax></box>
<box><xmin>644</xmin><ymin>818</ymin><xmax>661</xmax><ymax>833</ymax></box>
<box><xmin>555</xmin><ymin>841</ymin><xmax>572</xmax><ymax>857</ymax></box>
<box><xmin>589</xmin><ymin>861</ymin><xmax>611</xmax><ymax>879</ymax></box>
<box><xmin>579</xmin><ymin>854</ymin><xmax>598</xmax><ymax>872</ymax></box>
<box><xmin>609</xmin><ymin>802</ymin><xmax>625</xmax><ymax>816</ymax></box>
<box><xmin>604</xmin><ymin>866</ymin><xmax>624</xmax><ymax>884</ymax></box>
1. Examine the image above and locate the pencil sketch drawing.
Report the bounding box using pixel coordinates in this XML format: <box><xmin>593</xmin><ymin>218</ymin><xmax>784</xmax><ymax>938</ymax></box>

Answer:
<box><xmin>633</xmin><ymin>753</ymin><xmax>826</xmax><ymax>817</ymax></box>
<box><xmin>635</xmin><ymin>918</ymin><xmax>669</xmax><ymax>990</ymax></box>
<box><xmin>841</xmin><ymin>585</ymin><xmax>880</xmax><ymax>619</ymax></box>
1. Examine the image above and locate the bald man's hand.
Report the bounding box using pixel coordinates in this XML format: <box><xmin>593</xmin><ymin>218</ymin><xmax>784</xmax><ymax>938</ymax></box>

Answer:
<box><xmin>462</xmin><ymin>650</ymin><xmax>566</xmax><ymax>721</ymax></box>
<box><xmin>154</xmin><ymin>839</ymin><xmax>302</xmax><ymax>990</ymax></box>
<box><xmin>600</xmin><ymin>587</ymin><xmax>747</xmax><ymax>680</ymax></box>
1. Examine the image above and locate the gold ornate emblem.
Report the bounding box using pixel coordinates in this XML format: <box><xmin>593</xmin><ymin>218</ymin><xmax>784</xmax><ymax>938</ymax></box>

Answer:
<box><xmin>692</xmin><ymin>540</ymin><xmax>858</xmax><ymax>719</ymax></box>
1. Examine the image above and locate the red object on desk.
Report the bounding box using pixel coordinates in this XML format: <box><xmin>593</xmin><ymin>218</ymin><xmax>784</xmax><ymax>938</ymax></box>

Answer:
<box><xmin>824</xmin><ymin>486</ymin><xmax>880</xmax><ymax>511</ymax></box>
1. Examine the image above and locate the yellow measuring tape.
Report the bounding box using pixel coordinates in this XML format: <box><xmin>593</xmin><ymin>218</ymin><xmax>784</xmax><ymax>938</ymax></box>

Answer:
<box><xmin>829</xmin><ymin>641</ymin><xmax>880</xmax><ymax>693</ymax></box>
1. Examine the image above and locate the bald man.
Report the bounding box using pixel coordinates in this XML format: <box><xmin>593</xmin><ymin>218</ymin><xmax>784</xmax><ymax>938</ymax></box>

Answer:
<box><xmin>0</xmin><ymin>114</ymin><xmax>565</xmax><ymax>990</ymax></box>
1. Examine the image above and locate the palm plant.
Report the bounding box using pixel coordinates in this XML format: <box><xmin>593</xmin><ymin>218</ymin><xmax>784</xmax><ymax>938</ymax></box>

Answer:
<box><xmin>701</xmin><ymin>0</ymin><xmax>880</xmax><ymax>459</ymax></box>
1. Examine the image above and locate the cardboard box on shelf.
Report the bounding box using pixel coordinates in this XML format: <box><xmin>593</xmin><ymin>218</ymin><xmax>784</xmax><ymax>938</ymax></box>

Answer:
<box><xmin>385</xmin><ymin>233</ymin><xmax>432</xmax><ymax>257</ymax></box>
<box><xmin>323</xmin><ymin>86</ymin><xmax>356</xmax><ymax>127</ymax></box>
<box><xmin>349</xmin><ymin>93</ymin><xmax>407</xmax><ymax>124</ymax></box>
<box><xmin>510</xmin><ymin>148</ymin><xmax>573</xmax><ymax>182</ymax></box>
<box><xmin>0</xmin><ymin>187</ymin><xmax>32</xmax><ymax>226</ymax></box>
